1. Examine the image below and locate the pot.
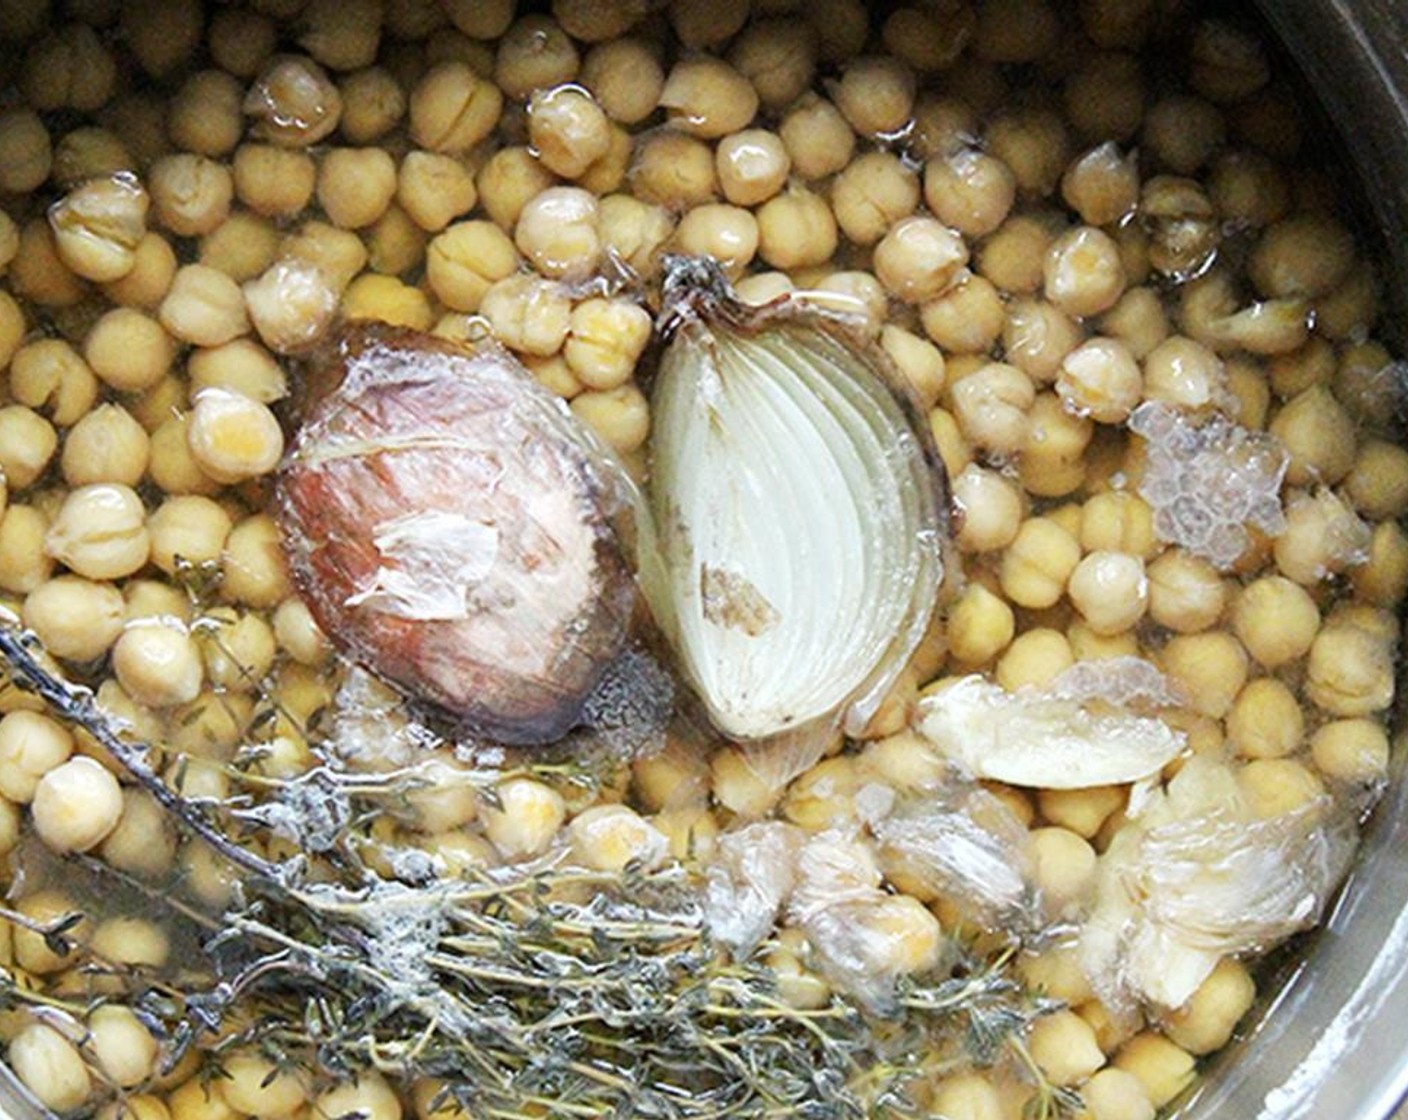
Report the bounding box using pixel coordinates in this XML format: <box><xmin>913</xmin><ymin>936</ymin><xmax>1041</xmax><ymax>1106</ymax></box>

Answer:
<box><xmin>2</xmin><ymin>2</ymin><xmax>1408</xmax><ymax>1118</ymax></box>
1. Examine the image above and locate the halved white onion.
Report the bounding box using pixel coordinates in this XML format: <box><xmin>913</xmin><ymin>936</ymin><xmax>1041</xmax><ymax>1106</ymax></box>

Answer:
<box><xmin>643</xmin><ymin>258</ymin><xmax>946</xmax><ymax>742</ymax></box>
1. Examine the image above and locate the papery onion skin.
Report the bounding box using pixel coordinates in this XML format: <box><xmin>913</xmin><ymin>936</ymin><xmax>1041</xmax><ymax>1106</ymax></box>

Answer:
<box><xmin>643</xmin><ymin>256</ymin><xmax>947</xmax><ymax>743</ymax></box>
<box><xmin>275</xmin><ymin>323</ymin><xmax>638</xmax><ymax>746</ymax></box>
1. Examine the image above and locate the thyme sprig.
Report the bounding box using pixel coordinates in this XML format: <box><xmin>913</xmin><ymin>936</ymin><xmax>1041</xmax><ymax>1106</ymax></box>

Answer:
<box><xmin>0</xmin><ymin>621</ymin><xmax>1079</xmax><ymax>1119</ymax></box>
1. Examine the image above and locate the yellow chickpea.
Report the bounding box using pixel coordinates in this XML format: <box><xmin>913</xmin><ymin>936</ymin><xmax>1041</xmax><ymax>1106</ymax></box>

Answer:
<box><xmin>756</xmin><ymin>186</ymin><xmax>838</xmax><ymax>271</ymax></box>
<box><xmin>222</xmin><ymin>513</ymin><xmax>292</xmax><ymax>608</ymax></box>
<box><xmin>426</xmin><ymin>220</ymin><xmax>520</xmax><ymax>313</ymax></box>
<box><xmin>244</xmin><ymin>258</ymin><xmax>340</xmax><ymax>354</ymax></box>
<box><xmin>1068</xmin><ymin>551</ymin><xmax>1149</xmax><ymax>635</ymax></box>
<box><xmin>952</xmin><ymin>465</ymin><xmax>1025</xmax><ymax>552</ymax></box>
<box><xmin>316</xmin><ymin>146</ymin><xmax>398</xmax><ymax>229</ymax></box>
<box><xmin>1044</xmin><ymin>225</ymin><xmax>1127</xmax><ymax>318</ymax></box>
<box><xmin>148</xmin><ymin>154</ymin><xmax>234</xmax><ymax>238</ymax></box>
<box><xmin>673</xmin><ymin>204</ymin><xmax>759</xmax><ymax>278</ymax></box>
<box><xmin>951</xmin><ymin>362</ymin><xmax>1036</xmax><ymax>457</ymax></box>
<box><xmin>580</xmin><ymin>38</ymin><xmax>663</xmax><ymax>125</ymax></box>
<box><xmin>22</xmin><ymin>576</ymin><xmax>126</xmax><ymax>662</ymax></box>
<box><xmin>1231</xmin><ymin>575</ymin><xmax>1319</xmax><ymax>668</ymax></box>
<box><xmin>874</xmin><ymin>215</ymin><xmax>969</xmax><ymax>304</ymax></box>
<box><xmin>61</xmin><ymin>404</ymin><xmax>149</xmax><ymax>488</ymax></box>
<box><xmin>46</xmin><ymin>483</ymin><xmax>151</xmax><ymax>581</ymax></box>
<box><xmin>1248</xmin><ymin>214</ymin><xmax>1356</xmax><ymax>300</ymax></box>
<box><xmin>564</xmin><ymin>298</ymin><xmax>652</xmax><ymax>390</ymax></box>
<box><xmin>1227</xmin><ymin>677</ymin><xmax>1304</xmax><ymax>760</ymax></box>
<box><xmin>660</xmin><ymin>57</ymin><xmax>759</xmax><ymax>140</ymax></box>
<box><xmin>1305</xmin><ymin>620</ymin><xmax>1395</xmax><ymax>718</ymax></box>
<box><xmin>571</xmin><ymin>385</ymin><xmax>650</xmax><ymax>454</ymax></box>
<box><xmin>0</xmin><ymin>504</ymin><xmax>55</xmax><ymax>593</ymax></box>
<box><xmin>947</xmin><ymin>581</ymin><xmax>1016</xmax><ymax>665</ymax></box>
<box><xmin>833</xmin><ymin>54</ymin><xmax>916</xmax><ymax>136</ymax></box>
<box><xmin>410</xmin><ymin>61</ymin><xmax>503</xmax><ymax>154</ymax></box>
<box><xmin>1161</xmin><ymin>631</ymin><xmax>1248</xmax><ymax>718</ymax></box>
<box><xmin>337</xmin><ymin>67</ymin><xmax>407</xmax><ymax>145</ymax></box>
<box><xmin>1001</xmin><ymin>516</ymin><xmax>1082</xmax><ymax>614</ymax></box>
<box><xmin>495</xmin><ymin>15</ymin><xmax>580</xmax><ymax>99</ymax></box>
<box><xmin>397</xmin><ymin>151</ymin><xmax>478</xmax><ymax>234</ymax></box>
<box><xmin>1354</xmin><ymin>521</ymin><xmax>1408</xmax><ymax>609</ymax></box>
<box><xmin>0</xmin><ymin>108</ymin><xmax>52</xmax><ymax>194</ymax></box>
<box><xmin>234</xmin><ymin>144</ymin><xmax>318</xmax><ymax>218</ymax></box>
<box><xmin>779</xmin><ymin>93</ymin><xmax>856</xmax><ymax>180</ymax></box>
<box><xmin>479</xmin><ymin>275</ymin><xmax>572</xmax><ymax>357</ymax></box>
<box><xmin>629</xmin><ymin>131</ymin><xmax>719</xmax><ymax>212</ymax></box>
<box><xmin>1143</xmin><ymin>335</ymin><xmax>1225</xmax><ymax>412</ymax></box>
<box><xmin>978</xmin><ymin>214</ymin><xmax>1058</xmax><ymax>294</ymax></box>
<box><xmin>1268</xmin><ymin>384</ymin><xmax>1357</xmax><ymax>487</ymax></box>
<box><xmin>830</xmin><ymin>152</ymin><xmax>919</xmax><ymax>246</ymax></box>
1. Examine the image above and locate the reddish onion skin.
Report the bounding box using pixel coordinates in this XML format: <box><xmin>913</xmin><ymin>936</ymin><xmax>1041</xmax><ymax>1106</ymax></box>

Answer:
<box><xmin>275</xmin><ymin>324</ymin><xmax>638</xmax><ymax>745</ymax></box>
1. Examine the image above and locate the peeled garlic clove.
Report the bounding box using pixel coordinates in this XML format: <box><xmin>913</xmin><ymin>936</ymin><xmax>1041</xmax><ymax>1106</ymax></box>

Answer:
<box><xmin>276</xmin><ymin>324</ymin><xmax>638</xmax><ymax>746</ymax></box>
<box><xmin>643</xmin><ymin>256</ymin><xmax>946</xmax><ymax>742</ymax></box>
<box><xmin>914</xmin><ymin>675</ymin><xmax>1186</xmax><ymax>789</ymax></box>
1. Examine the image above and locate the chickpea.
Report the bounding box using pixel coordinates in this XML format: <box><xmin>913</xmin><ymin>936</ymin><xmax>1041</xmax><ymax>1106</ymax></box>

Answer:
<box><xmin>564</xmin><ymin>298</ymin><xmax>652</xmax><ymax>390</ymax></box>
<box><xmin>45</xmin><ymin>483</ymin><xmax>148</xmax><ymax>582</ymax></box>
<box><xmin>244</xmin><ymin>55</ymin><xmax>343</xmax><ymax>147</ymax></box>
<box><xmin>730</xmin><ymin>18</ymin><xmax>817</xmax><ymax>108</ymax></box>
<box><xmin>1248</xmin><ymin>214</ymin><xmax>1356</xmax><ymax>300</ymax></box>
<box><xmin>1142</xmin><ymin>335</ymin><xmax>1225</xmax><ymax>412</ymax></box>
<box><xmin>343</xmin><ymin>273</ymin><xmax>434</xmax><ymax>330</ymax></box>
<box><xmin>976</xmin><ymin>214</ymin><xmax>1055</xmax><ymax>295</ymax></box>
<box><xmin>756</xmin><ymin>186</ymin><xmax>838</xmax><ymax>271</ymax></box>
<box><xmin>951</xmin><ymin>362</ymin><xmax>1036</xmax><ymax>457</ymax></box>
<box><xmin>480</xmin><ymin>275</ymin><xmax>572</xmax><ymax>357</ymax></box>
<box><xmin>20</xmin><ymin>23</ymin><xmax>116</xmax><ymax>112</ymax></box>
<box><xmin>1305</xmin><ymin>620</ymin><xmax>1395</xmax><ymax>718</ymax></box>
<box><xmin>629</xmin><ymin>131</ymin><xmax>718</xmax><ymax>211</ymax></box>
<box><xmin>580</xmin><ymin>38</ymin><xmax>663</xmax><ymax>125</ymax></box>
<box><xmin>0</xmin><ymin>505</ymin><xmax>54</xmax><ymax>593</ymax></box>
<box><xmin>0</xmin><ymin>108</ymin><xmax>52</xmax><ymax>194</ymax></box>
<box><xmin>315</xmin><ymin>147</ymin><xmax>398</xmax><ymax>230</ymax></box>
<box><xmin>11</xmin><ymin>218</ymin><xmax>88</xmax><ymax>308</ymax></box>
<box><xmin>1092</xmin><ymin>289</ymin><xmax>1167</xmax><ymax>363</ymax></box>
<box><xmin>1068</xmin><ymin>551</ymin><xmax>1149</xmax><ymax>635</ymax></box>
<box><xmin>244</xmin><ymin>258</ymin><xmax>340</xmax><ymax>354</ymax></box>
<box><xmin>167</xmin><ymin>70</ymin><xmax>245</xmax><ymax>159</ymax></box>
<box><xmin>32</xmin><ymin>755</ymin><xmax>123</xmax><ymax>855</ymax></box>
<box><xmin>148</xmin><ymin>156</ymin><xmax>234</xmax><ymax>242</ymax></box>
<box><xmin>833</xmin><ymin>55</ymin><xmax>916</xmax><ymax>136</ymax></box>
<box><xmin>524</xmin><ymin>85</ymin><xmax>608</xmax><ymax>181</ymax></box>
<box><xmin>218</xmin><ymin>1052</ymin><xmax>309</xmax><ymax>1118</ymax></box>
<box><xmin>441</xmin><ymin>0</ymin><xmax>512</xmax><ymax>39</ymax></box>
<box><xmin>1044</xmin><ymin>226</ymin><xmax>1126</xmax><ymax>318</ymax></box>
<box><xmin>199</xmin><ymin>212</ymin><xmax>281</xmax><ymax>283</ymax></box>
<box><xmin>1160</xmin><ymin>631</ymin><xmax>1248</xmax><ymax>719</ymax></box>
<box><xmin>1310</xmin><ymin>718</ymin><xmax>1390</xmax><ymax>787</ymax></box>
<box><xmin>1268</xmin><ymin>384</ymin><xmax>1357</xmax><ymax>487</ymax></box>
<box><xmin>186</xmin><ymin>389</ymin><xmax>285</xmax><ymax>484</ymax></box>
<box><xmin>1353</xmin><ymin>520</ymin><xmax>1408</xmax><ymax>610</ymax></box>
<box><xmin>48</xmin><ymin>174</ymin><xmax>148</xmax><ymax>284</ymax></box>
<box><xmin>925</xmin><ymin>148</ymin><xmax>1017</xmax><ymax>239</ymax></box>
<box><xmin>779</xmin><ymin>94</ymin><xmax>856</xmax><ymax>181</ymax></box>
<box><xmin>873</xmin><ymin>216</ymin><xmax>969</xmax><ymax>304</ymax></box>
<box><xmin>9</xmin><ymin>1023</ymin><xmax>91</xmax><ymax>1113</ymax></box>
<box><xmin>669</xmin><ymin>0</ymin><xmax>749</xmax><ymax>48</ymax></box>
<box><xmin>571</xmin><ymin>384</ymin><xmax>650</xmax><ymax>454</ymax></box>
<box><xmin>1142</xmin><ymin>95</ymin><xmax>1225</xmax><ymax>176</ymax></box>
<box><xmin>659</xmin><ymin>57</ymin><xmax>759</xmax><ymax>142</ymax></box>
<box><xmin>947</xmin><ymin>582</ymin><xmax>1016</xmax><ymax>666</ymax></box>
<box><xmin>568</xmin><ymin>804</ymin><xmax>667</xmax><ymax>872</ymax></box>
<box><xmin>146</xmin><ymin>495</ymin><xmax>234</xmax><ymax>576</ymax></box>
<box><xmin>209</xmin><ymin>7</ymin><xmax>278</xmax><ymax>78</ymax></box>
<box><xmin>1274</xmin><ymin>489</ymin><xmax>1370</xmax><ymax>586</ymax></box>
<box><xmin>482</xmin><ymin>777</ymin><xmax>567</xmax><ymax>860</ymax></box>
<box><xmin>880</xmin><ymin>325</ymin><xmax>946</xmax><ymax>409</ymax></box>
<box><xmin>234</xmin><ymin>144</ymin><xmax>318</xmax><ymax>219</ymax></box>
<box><xmin>112</xmin><ymin>619</ymin><xmax>204</xmax><ymax>708</ymax></box>
<box><xmin>1239</xmin><ymin>757</ymin><xmax>1326</xmax><ymax>820</ymax></box>
<box><xmin>952</xmin><ymin>465</ymin><xmax>1024</xmax><ymax>552</ymax></box>
<box><xmin>1028</xmin><ymin>1009</ymin><xmax>1107</xmax><ymax>1087</ymax></box>
<box><xmin>0</xmin><ymin>404</ymin><xmax>57</xmax><ymax>492</ymax></box>
<box><xmin>1000</xmin><ymin>517</ymin><xmax>1081</xmax><ymax>609</ymax></box>
<box><xmin>996</xmin><ymin>625</ymin><xmax>1070</xmax><ymax>695</ymax></box>
<box><xmin>673</xmin><ymin>204</ymin><xmax>758</xmax><ymax>278</ymax></box>
<box><xmin>23</xmin><ymin>576</ymin><xmax>126</xmax><ymax>662</ymax></box>
<box><xmin>426</xmin><ymin>220</ymin><xmax>520</xmax><ymax>312</ymax></box>
<box><xmin>158</xmin><ymin>263</ymin><xmax>250</xmax><ymax>348</ymax></box>
<box><xmin>515</xmin><ymin>186</ymin><xmax>602</xmax><ymax>279</ymax></box>
<box><xmin>61</xmin><ymin>404</ymin><xmax>149</xmax><ymax>488</ymax></box>
<box><xmin>397</xmin><ymin>151</ymin><xmax>478</xmax><ymax>234</ymax></box>
<box><xmin>0</xmin><ymin>710</ymin><xmax>74</xmax><ymax>803</ymax></box>
<box><xmin>831</xmin><ymin>153</ymin><xmax>919</xmax><ymax>246</ymax></box>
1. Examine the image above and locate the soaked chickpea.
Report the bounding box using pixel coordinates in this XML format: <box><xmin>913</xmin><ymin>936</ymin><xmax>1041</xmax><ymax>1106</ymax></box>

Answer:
<box><xmin>779</xmin><ymin>94</ymin><xmax>856</xmax><ymax>180</ymax></box>
<box><xmin>661</xmin><ymin>57</ymin><xmax>759</xmax><ymax>139</ymax></box>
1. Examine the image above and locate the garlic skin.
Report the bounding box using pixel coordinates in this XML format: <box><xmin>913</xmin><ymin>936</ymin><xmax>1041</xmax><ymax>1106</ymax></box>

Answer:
<box><xmin>644</xmin><ymin>257</ymin><xmax>946</xmax><ymax>743</ymax></box>
<box><xmin>276</xmin><ymin>324</ymin><xmax>638</xmax><ymax>745</ymax></box>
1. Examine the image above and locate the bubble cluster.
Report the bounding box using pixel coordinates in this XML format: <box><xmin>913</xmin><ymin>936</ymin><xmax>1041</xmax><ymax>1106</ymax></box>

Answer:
<box><xmin>1129</xmin><ymin>402</ymin><xmax>1290</xmax><ymax>570</ymax></box>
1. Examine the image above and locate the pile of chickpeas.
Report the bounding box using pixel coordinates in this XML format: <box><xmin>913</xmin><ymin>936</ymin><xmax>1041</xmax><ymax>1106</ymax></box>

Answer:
<box><xmin>0</xmin><ymin>0</ymin><xmax>1404</xmax><ymax>1118</ymax></box>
